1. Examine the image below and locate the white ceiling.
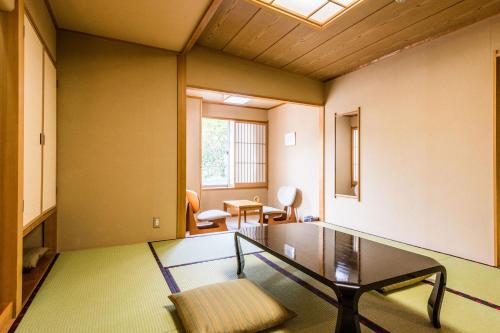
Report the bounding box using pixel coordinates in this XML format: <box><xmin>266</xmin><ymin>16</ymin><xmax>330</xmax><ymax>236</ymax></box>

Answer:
<box><xmin>187</xmin><ymin>88</ymin><xmax>285</xmax><ymax>109</ymax></box>
<box><xmin>47</xmin><ymin>0</ymin><xmax>212</xmax><ymax>52</ymax></box>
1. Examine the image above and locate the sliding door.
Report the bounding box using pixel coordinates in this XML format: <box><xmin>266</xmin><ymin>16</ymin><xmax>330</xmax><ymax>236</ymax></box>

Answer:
<box><xmin>23</xmin><ymin>16</ymin><xmax>43</xmax><ymax>225</ymax></box>
<box><xmin>42</xmin><ymin>52</ymin><xmax>57</xmax><ymax>212</ymax></box>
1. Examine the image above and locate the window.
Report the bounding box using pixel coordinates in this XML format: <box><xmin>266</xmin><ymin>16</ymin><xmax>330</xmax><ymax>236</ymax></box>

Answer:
<box><xmin>251</xmin><ymin>0</ymin><xmax>361</xmax><ymax>29</ymax></box>
<box><xmin>351</xmin><ymin>127</ymin><xmax>359</xmax><ymax>186</ymax></box>
<box><xmin>202</xmin><ymin>117</ymin><xmax>267</xmax><ymax>188</ymax></box>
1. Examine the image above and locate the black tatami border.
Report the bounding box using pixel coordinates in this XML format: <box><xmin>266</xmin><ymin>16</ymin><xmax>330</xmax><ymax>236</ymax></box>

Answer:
<box><xmin>148</xmin><ymin>244</ymin><xmax>389</xmax><ymax>333</ymax></box>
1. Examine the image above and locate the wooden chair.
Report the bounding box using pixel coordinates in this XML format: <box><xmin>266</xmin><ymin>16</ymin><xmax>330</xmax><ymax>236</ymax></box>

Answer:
<box><xmin>263</xmin><ymin>186</ymin><xmax>297</xmax><ymax>224</ymax></box>
<box><xmin>186</xmin><ymin>190</ymin><xmax>230</xmax><ymax>235</ymax></box>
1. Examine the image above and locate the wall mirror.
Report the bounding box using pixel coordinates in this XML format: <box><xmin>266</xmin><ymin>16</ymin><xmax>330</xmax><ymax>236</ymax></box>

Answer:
<box><xmin>335</xmin><ymin>108</ymin><xmax>360</xmax><ymax>200</ymax></box>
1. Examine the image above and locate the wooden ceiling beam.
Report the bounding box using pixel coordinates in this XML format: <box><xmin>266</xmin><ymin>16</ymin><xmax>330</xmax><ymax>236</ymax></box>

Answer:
<box><xmin>182</xmin><ymin>0</ymin><xmax>224</xmax><ymax>55</ymax></box>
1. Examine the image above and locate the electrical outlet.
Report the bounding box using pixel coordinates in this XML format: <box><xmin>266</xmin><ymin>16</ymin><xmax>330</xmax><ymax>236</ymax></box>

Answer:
<box><xmin>153</xmin><ymin>217</ymin><xmax>160</xmax><ymax>228</ymax></box>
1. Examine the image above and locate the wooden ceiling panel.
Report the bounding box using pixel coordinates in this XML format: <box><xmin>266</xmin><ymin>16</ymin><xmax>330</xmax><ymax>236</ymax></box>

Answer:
<box><xmin>283</xmin><ymin>0</ymin><xmax>462</xmax><ymax>76</ymax></box>
<box><xmin>312</xmin><ymin>0</ymin><xmax>500</xmax><ymax>80</ymax></box>
<box><xmin>254</xmin><ymin>0</ymin><xmax>392</xmax><ymax>68</ymax></box>
<box><xmin>198</xmin><ymin>0</ymin><xmax>500</xmax><ymax>80</ymax></box>
<box><xmin>223</xmin><ymin>9</ymin><xmax>299</xmax><ymax>60</ymax></box>
<box><xmin>198</xmin><ymin>0</ymin><xmax>259</xmax><ymax>50</ymax></box>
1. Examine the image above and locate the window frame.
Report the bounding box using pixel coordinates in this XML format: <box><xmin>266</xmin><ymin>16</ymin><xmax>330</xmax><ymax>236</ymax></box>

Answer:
<box><xmin>201</xmin><ymin>116</ymin><xmax>268</xmax><ymax>191</ymax></box>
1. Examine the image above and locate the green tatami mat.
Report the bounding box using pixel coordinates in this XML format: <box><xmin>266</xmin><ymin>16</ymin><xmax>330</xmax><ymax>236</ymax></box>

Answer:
<box><xmin>169</xmin><ymin>253</ymin><xmax>500</xmax><ymax>333</ymax></box>
<box><xmin>152</xmin><ymin>232</ymin><xmax>260</xmax><ymax>267</ymax></box>
<box><xmin>317</xmin><ymin>222</ymin><xmax>500</xmax><ymax>305</ymax></box>
<box><xmin>170</xmin><ymin>255</ymin><xmax>339</xmax><ymax>332</ymax></box>
<box><xmin>15</xmin><ymin>243</ymin><xmax>181</xmax><ymax>333</ymax></box>
<box><xmin>258</xmin><ymin>252</ymin><xmax>500</xmax><ymax>333</ymax></box>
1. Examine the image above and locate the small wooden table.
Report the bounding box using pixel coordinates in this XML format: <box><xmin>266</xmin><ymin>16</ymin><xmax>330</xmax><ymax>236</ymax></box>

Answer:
<box><xmin>235</xmin><ymin>224</ymin><xmax>447</xmax><ymax>333</ymax></box>
<box><xmin>223</xmin><ymin>200</ymin><xmax>263</xmax><ymax>229</ymax></box>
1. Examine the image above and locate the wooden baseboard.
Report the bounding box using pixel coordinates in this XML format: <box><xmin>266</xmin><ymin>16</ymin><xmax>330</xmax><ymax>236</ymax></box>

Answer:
<box><xmin>0</xmin><ymin>303</ymin><xmax>13</xmax><ymax>333</ymax></box>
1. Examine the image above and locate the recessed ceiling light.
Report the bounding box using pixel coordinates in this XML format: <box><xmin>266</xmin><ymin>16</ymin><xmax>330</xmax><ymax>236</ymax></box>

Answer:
<box><xmin>335</xmin><ymin>0</ymin><xmax>356</xmax><ymax>6</ymax></box>
<box><xmin>224</xmin><ymin>96</ymin><xmax>251</xmax><ymax>105</ymax></box>
<box><xmin>273</xmin><ymin>0</ymin><xmax>327</xmax><ymax>17</ymax></box>
<box><xmin>252</xmin><ymin>0</ymin><xmax>362</xmax><ymax>29</ymax></box>
<box><xmin>310</xmin><ymin>2</ymin><xmax>343</xmax><ymax>24</ymax></box>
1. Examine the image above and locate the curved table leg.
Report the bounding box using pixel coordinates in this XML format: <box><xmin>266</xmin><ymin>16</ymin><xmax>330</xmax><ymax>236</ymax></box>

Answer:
<box><xmin>235</xmin><ymin>233</ymin><xmax>245</xmax><ymax>275</ymax></box>
<box><xmin>428</xmin><ymin>267</ymin><xmax>447</xmax><ymax>328</ymax></box>
<box><xmin>334</xmin><ymin>286</ymin><xmax>362</xmax><ymax>333</ymax></box>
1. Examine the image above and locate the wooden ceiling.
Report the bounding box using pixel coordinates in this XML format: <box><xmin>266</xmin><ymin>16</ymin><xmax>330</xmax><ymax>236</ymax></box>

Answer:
<box><xmin>198</xmin><ymin>0</ymin><xmax>500</xmax><ymax>81</ymax></box>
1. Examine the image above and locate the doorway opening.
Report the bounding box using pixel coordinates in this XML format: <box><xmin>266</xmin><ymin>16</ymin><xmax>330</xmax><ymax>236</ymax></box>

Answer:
<box><xmin>183</xmin><ymin>87</ymin><xmax>324</xmax><ymax>237</ymax></box>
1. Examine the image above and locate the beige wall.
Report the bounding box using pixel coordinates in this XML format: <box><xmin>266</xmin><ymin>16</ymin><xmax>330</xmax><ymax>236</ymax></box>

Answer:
<box><xmin>268</xmin><ymin>103</ymin><xmax>321</xmax><ymax>221</ymax></box>
<box><xmin>325</xmin><ymin>15</ymin><xmax>500</xmax><ymax>265</ymax></box>
<box><xmin>186</xmin><ymin>97</ymin><xmax>201</xmax><ymax>194</ymax></box>
<box><xmin>25</xmin><ymin>0</ymin><xmax>56</xmax><ymax>59</ymax></box>
<box><xmin>186</xmin><ymin>101</ymin><xmax>269</xmax><ymax>210</ymax></box>
<box><xmin>57</xmin><ymin>31</ymin><xmax>178</xmax><ymax>250</ymax></box>
<box><xmin>187</xmin><ymin>45</ymin><xmax>324</xmax><ymax>106</ymax></box>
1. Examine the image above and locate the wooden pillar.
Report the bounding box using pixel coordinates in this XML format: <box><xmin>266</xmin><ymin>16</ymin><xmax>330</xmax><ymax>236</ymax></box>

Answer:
<box><xmin>177</xmin><ymin>54</ymin><xmax>187</xmax><ymax>238</ymax></box>
<box><xmin>0</xmin><ymin>0</ymin><xmax>24</xmax><ymax>318</ymax></box>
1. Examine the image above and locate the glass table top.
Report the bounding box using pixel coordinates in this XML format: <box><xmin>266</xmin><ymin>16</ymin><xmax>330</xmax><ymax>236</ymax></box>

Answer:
<box><xmin>238</xmin><ymin>223</ymin><xmax>441</xmax><ymax>286</ymax></box>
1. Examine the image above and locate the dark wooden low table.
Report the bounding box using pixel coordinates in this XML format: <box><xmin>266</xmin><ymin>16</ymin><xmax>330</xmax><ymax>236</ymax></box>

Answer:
<box><xmin>235</xmin><ymin>223</ymin><xmax>446</xmax><ymax>333</ymax></box>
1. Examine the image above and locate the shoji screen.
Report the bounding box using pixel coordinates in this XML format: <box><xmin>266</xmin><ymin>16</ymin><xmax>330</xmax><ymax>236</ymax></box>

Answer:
<box><xmin>234</xmin><ymin>121</ymin><xmax>267</xmax><ymax>185</ymax></box>
<box><xmin>42</xmin><ymin>52</ymin><xmax>57</xmax><ymax>212</ymax></box>
<box><xmin>23</xmin><ymin>16</ymin><xmax>43</xmax><ymax>225</ymax></box>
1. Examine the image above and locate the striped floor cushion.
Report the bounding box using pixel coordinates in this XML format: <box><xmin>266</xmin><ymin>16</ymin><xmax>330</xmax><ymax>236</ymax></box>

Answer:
<box><xmin>169</xmin><ymin>279</ymin><xmax>295</xmax><ymax>333</ymax></box>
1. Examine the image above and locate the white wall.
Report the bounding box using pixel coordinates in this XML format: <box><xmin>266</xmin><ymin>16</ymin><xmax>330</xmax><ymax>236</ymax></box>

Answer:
<box><xmin>268</xmin><ymin>103</ymin><xmax>322</xmax><ymax>221</ymax></box>
<box><xmin>325</xmin><ymin>15</ymin><xmax>500</xmax><ymax>265</ymax></box>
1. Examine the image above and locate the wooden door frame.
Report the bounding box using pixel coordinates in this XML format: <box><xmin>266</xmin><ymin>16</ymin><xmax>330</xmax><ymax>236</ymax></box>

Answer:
<box><xmin>0</xmin><ymin>0</ymin><xmax>25</xmax><ymax>319</ymax></box>
<box><xmin>178</xmin><ymin>85</ymin><xmax>326</xmax><ymax>235</ymax></box>
<box><xmin>494</xmin><ymin>50</ymin><xmax>500</xmax><ymax>266</ymax></box>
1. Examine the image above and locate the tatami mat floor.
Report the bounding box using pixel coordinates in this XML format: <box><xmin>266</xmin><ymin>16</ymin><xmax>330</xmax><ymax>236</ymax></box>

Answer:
<box><xmin>10</xmin><ymin>223</ymin><xmax>500</xmax><ymax>333</ymax></box>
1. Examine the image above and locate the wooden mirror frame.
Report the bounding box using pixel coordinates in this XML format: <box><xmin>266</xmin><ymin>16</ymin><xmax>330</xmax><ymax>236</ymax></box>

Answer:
<box><xmin>334</xmin><ymin>107</ymin><xmax>361</xmax><ymax>201</ymax></box>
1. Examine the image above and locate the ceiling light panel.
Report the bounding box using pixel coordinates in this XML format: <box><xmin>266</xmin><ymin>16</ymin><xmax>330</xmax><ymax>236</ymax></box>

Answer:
<box><xmin>310</xmin><ymin>2</ymin><xmax>343</xmax><ymax>24</ymax></box>
<box><xmin>273</xmin><ymin>0</ymin><xmax>327</xmax><ymax>17</ymax></box>
<box><xmin>252</xmin><ymin>0</ymin><xmax>362</xmax><ymax>28</ymax></box>
<box><xmin>224</xmin><ymin>96</ymin><xmax>251</xmax><ymax>105</ymax></box>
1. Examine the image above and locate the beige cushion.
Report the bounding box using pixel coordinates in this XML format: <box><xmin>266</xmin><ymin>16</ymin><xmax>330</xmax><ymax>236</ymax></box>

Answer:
<box><xmin>23</xmin><ymin>247</ymin><xmax>49</xmax><ymax>270</ymax></box>
<box><xmin>169</xmin><ymin>279</ymin><xmax>295</xmax><ymax>333</ymax></box>
<box><xmin>263</xmin><ymin>206</ymin><xmax>286</xmax><ymax>215</ymax></box>
<box><xmin>196</xmin><ymin>210</ymin><xmax>231</xmax><ymax>222</ymax></box>
<box><xmin>380</xmin><ymin>274</ymin><xmax>432</xmax><ymax>293</ymax></box>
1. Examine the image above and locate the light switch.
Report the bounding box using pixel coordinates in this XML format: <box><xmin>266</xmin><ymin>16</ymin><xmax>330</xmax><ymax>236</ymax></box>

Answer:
<box><xmin>284</xmin><ymin>243</ymin><xmax>295</xmax><ymax>259</ymax></box>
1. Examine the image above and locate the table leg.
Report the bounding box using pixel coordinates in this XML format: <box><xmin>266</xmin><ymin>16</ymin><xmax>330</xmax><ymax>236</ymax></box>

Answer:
<box><xmin>334</xmin><ymin>286</ymin><xmax>361</xmax><ymax>333</ymax></box>
<box><xmin>428</xmin><ymin>267</ymin><xmax>447</xmax><ymax>328</ymax></box>
<box><xmin>244</xmin><ymin>210</ymin><xmax>247</xmax><ymax>223</ymax></box>
<box><xmin>235</xmin><ymin>233</ymin><xmax>245</xmax><ymax>275</ymax></box>
<box><xmin>259</xmin><ymin>207</ymin><xmax>263</xmax><ymax>225</ymax></box>
<box><xmin>237</xmin><ymin>209</ymin><xmax>242</xmax><ymax>229</ymax></box>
